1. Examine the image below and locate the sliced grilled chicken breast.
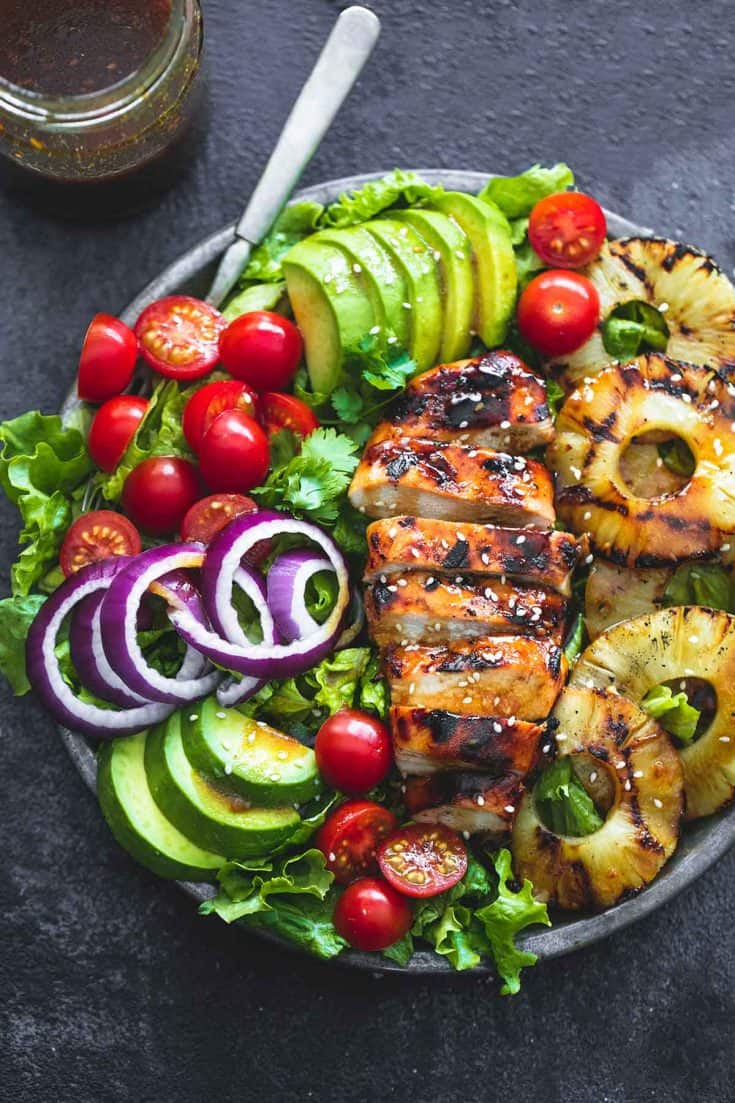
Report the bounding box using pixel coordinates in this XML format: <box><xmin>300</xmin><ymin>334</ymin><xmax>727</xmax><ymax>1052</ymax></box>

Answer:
<box><xmin>384</xmin><ymin>636</ymin><xmax>567</xmax><ymax>719</ymax></box>
<box><xmin>390</xmin><ymin>706</ymin><xmax>543</xmax><ymax>776</ymax></box>
<box><xmin>404</xmin><ymin>772</ymin><xmax>524</xmax><ymax>835</ymax></box>
<box><xmin>381</xmin><ymin>350</ymin><xmax>553</xmax><ymax>453</ymax></box>
<box><xmin>366</xmin><ymin>571</ymin><xmax>567</xmax><ymax>645</ymax></box>
<box><xmin>365</xmin><ymin>516</ymin><xmax>580</xmax><ymax>596</ymax></box>
<box><xmin>349</xmin><ymin>434</ymin><xmax>556</xmax><ymax>527</ymax></box>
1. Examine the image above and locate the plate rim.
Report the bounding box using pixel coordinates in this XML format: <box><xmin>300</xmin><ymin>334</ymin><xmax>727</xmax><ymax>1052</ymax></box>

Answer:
<box><xmin>58</xmin><ymin>167</ymin><xmax>735</xmax><ymax>977</ymax></box>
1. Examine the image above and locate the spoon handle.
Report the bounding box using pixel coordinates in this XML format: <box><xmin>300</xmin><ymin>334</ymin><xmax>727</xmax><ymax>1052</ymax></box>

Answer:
<box><xmin>207</xmin><ymin>6</ymin><xmax>381</xmax><ymax>307</ymax></box>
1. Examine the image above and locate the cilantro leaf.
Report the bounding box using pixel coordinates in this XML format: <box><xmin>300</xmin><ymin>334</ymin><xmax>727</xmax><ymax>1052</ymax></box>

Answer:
<box><xmin>253</xmin><ymin>428</ymin><xmax>359</xmax><ymax>525</ymax></box>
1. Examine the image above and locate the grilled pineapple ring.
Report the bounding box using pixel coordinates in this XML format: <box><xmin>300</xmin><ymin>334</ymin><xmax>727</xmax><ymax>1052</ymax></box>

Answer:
<box><xmin>512</xmin><ymin>686</ymin><xmax>683</xmax><ymax>910</ymax></box>
<box><xmin>549</xmin><ymin>354</ymin><xmax>735</xmax><ymax>565</ymax></box>
<box><xmin>572</xmin><ymin>606</ymin><xmax>735</xmax><ymax>820</ymax></box>
<box><xmin>546</xmin><ymin>238</ymin><xmax>735</xmax><ymax>388</ymax></box>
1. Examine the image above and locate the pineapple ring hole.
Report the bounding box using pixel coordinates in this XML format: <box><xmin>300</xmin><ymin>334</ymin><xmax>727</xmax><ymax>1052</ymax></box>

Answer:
<box><xmin>619</xmin><ymin>431</ymin><xmax>695</xmax><ymax>498</ymax></box>
<box><xmin>535</xmin><ymin>753</ymin><xmax>615</xmax><ymax>837</ymax></box>
<box><xmin>659</xmin><ymin>677</ymin><xmax>717</xmax><ymax>745</ymax></box>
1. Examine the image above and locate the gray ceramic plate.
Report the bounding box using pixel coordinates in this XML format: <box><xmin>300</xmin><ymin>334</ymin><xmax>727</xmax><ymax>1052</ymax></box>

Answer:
<box><xmin>58</xmin><ymin>169</ymin><xmax>735</xmax><ymax>975</ymax></box>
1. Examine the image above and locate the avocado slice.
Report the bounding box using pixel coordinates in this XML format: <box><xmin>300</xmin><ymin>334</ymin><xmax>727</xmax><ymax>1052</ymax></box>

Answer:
<box><xmin>317</xmin><ymin>225</ymin><xmax>410</xmax><ymax>353</ymax></box>
<box><xmin>97</xmin><ymin>732</ymin><xmax>224</xmax><ymax>881</ymax></box>
<box><xmin>181</xmin><ymin>697</ymin><xmax>322</xmax><ymax>807</ymax></box>
<box><xmin>222</xmin><ymin>281</ymin><xmax>287</xmax><ymax>322</ymax></box>
<box><xmin>431</xmin><ymin>192</ymin><xmax>517</xmax><ymax>348</ymax></box>
<box><xmin>365</xmin><ymin>219</ymin><xmax>443</xmax><ymax>372</ymax></box>
<box><xmin>146</xmin><ymin>715</ymin><xmax>301</xmax><ymax>859</ymax></box>
<box><xmin>390</xmin><ymin>209</ymin><xmax>475</xmax><ymax>362</ymax></box>
<box><xmin>283</xmin><ymin>239</ymin><xmax>376</xmax><ymax>395</ymax></box>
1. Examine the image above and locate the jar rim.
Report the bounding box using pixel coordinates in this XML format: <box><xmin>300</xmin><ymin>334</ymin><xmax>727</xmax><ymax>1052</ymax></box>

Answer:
<box><xmin>0</xmin><ymin>0</ymin><xmax>189</xmax><ymax>124</ymax></box>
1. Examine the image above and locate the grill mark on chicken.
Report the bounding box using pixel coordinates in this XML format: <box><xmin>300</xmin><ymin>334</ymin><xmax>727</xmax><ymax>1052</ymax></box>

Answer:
<box><xmin>350</xmin><ymin>433</ymin><xmax>556</xmax><ymax>527</ymax></box>
<box><xmin>404</xmin><ymin>772</ymin><xmax>525</xmax><ymax>834</ymax></box>
<box><xmin>386</xmin><ymin>350</ymin><xmax>553</xmax><ymax>452</ymax></box>
<box><xmin>366</xmin><ymin>571</ymin><xmax>567</xmax><ymax>645</ymax></box>
<box><xmin>390</xmin><ymin>707</ymin><xmax>543</xmax><ymax>776</ymax></box>
<box><xmin>365</xmin><ymin>517</ymin><xmax>579</xmax><ymax>595</ymax></box>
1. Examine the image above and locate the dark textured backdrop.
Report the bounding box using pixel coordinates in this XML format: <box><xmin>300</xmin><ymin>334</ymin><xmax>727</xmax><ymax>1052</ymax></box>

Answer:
<box><xmin>2</xmin><ymin>2</ymin><xmax>734</xmax><ymax>1100</ymax></box>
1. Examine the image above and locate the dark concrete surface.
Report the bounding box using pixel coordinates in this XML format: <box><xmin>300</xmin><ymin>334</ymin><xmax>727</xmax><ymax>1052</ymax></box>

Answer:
<box><xmin>2</xmin><ymin>1</ymin><xmax>734</xmax><ymax>1100</ymax></box>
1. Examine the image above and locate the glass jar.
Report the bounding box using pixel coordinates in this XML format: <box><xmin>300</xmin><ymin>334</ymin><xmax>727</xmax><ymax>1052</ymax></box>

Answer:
<box><xmin>0</xmin><ymin>0</ymin><xmax>204</xmax><ymax>217</ymax></box>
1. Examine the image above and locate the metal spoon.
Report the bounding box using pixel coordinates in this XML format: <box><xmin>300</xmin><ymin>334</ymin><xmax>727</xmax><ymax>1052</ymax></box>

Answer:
<box><xmin>206</xmin><ymin>5</ymin><xmax>381</xmax><ymax>308</ymax></box>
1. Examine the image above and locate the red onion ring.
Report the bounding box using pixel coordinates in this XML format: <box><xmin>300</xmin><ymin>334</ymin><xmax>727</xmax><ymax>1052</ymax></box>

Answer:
<box><xmin>25</xmin><ymin>559</ymin><xmax>175</xmax><ymax>739</ymax></box>
<box><xmin>98</xmin><ymin>545</ymin><xmax>221</xmax><ymax>705</ymax></box>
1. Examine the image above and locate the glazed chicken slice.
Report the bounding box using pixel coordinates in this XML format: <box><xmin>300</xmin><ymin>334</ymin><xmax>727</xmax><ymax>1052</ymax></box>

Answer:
<box><xmin>349</xmin><ymin>433</ymin><xmax>556</xmax><ymax>528</ymax></box>
<box><xmin>390</xmin><ymin>707</ymin><xmax>543</xmax><ymax>776</ymax></box>
<box><xmin>404</xmin><ymin>772</ymin><xmax>524</xmax><ymax>835</ymax></box>
<box><xmin>365</xmin><ymin>516</ymin><xmax>580</xmax><ymax>596</ymax></box>
<box><xmin>384</xmin><ymin>636</ymin><xmax>567</xmax><ymax>719</ymax></box>
<box><xmin>365</xmin><ymin>571</ymin><xmax>567</xmax><ymax>645</ymax></box>
<box><xmin>381</xmin><ymin>349</ymin><xmax>554</xmax><ymax>453</ymax></box>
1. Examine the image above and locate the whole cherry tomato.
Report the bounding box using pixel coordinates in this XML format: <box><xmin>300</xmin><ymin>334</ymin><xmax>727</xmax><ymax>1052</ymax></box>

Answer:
<box><xmin>378</xmin><ymin>823</ymin><xmax>468</xmax><ymax>899</ymax></box>
<box><xmin>315</xmin><ymin>709</ymin><xmax>392</xmax><ymax>794</ymax></box>
<box><xmin>122</xmin><ymin>456</ymin><xmax>201</xmax><ymax>535</ymax></box>
<box><xmin>316</xmin><ymin>800</ymin><xmax>398</xmax><ymax>885</ymax></box>
<box><xmin>333</xmin><ymin>878</ymin><xmax>412</xmax><ymax>952</ymax></box>
<box><xmin>135</xmin><ymin>296</ymin><xmax>225</xmax><ymax>381</ymax></box>
<box><xmin>88</xmin><ymin>395</ymin><xmax>148</xmax><ymax>473</ymax></box>
<box><xmin>198</xmin><ymin>410</ymin><xmax>270</xmax><ymax>493</ymax></box>
<box><xmin>219</xmin><ymin>311</ymin><xmax>303</xmax><ymax>392</ymax></box>
<box><xmin>182</xmin><ymin>380</ymin><xmax>257</xmax><ymax>452</ymax></box>
<box><xmin>77</xmin><ymin>314</ymin><xmax>138</xmax><ymax>403</ymax></box>
<box><xmin>517</xmin><ymin>270</ymin><xmax>600</xmax><ymax>356</ymax></box>
<box><xmin>60</xmin><ymin>510</ymin><xmax>141</xmax><ymax>577</ymax></box>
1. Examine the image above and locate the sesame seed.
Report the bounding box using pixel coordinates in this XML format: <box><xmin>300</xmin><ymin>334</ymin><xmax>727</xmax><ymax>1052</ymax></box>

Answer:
<box><xmin>671</xmin><ymin>373</ymin><xmax>682</xmax><ymax>382</ymax></box>
<box><xmin>462</xmin><ymin>830</ymin><xmax>471</xmax><ymax>840</ymax></box>
<box><xmin>584</xmin><ymin>553</ymin><xmax>594</xmax><ymax>565</ymax></box>
<box><xmin>481</xmin><ymin>552</ymin><xmax>490</xmax><ymax>565</ymax></box>
<box><xmin>616</xmin><ymin>760</ymin><xmax>626</xmax><ymax>769</ymax></box>
<box><xmin>270</xmin><ymin>773</ymin><xmax>281</xmax><ymax>782</ymax></box>
<box><xmin>653</xmin><ymin>798</ymin><xmax>663</xmax><ymax>809</ymax></box>
<box><xmin>369</xmin><ymin>324</ymin><xmax>381</xmax><ymax>335</ymax></box>
<box><xmin>516</xmin><ymin>535</ymin><xmax>526</xmax><ymax>545</ymax></box>
<box><xmin>459</xmin><ymin>420</ymin><xmax>469</xmax><ymax>429</ymax></box>
<box><xmin>722</xmin><ymin>543</ymin><xmax>731</xmax><ymax>552</ymax></box>
<box><xmin>456</xmin><ymin>250</ymin><xmax>466</xmax><ymax>260</ymax></box>
<box><xmin>409</xmin><ymin>682</ymin><xmax>415</xmax><ymax>694</ymax></box>
<box><xmin>463</xmin><ymin>696</ymin><xmax>473</xmax><ymax>704</ymax></box>
<box><xmin>633</xmin><ymin>770</ymin><xmax>643</xmax><ymax>778</ymax></box>
<box><xmin>543</xmin><ymin>744</ymin><xmax>551</xmax><ymax>754</ymax></box>
<box><xmin>504</xmin><ymin>805</ymin><xmax>515</xmax><ymax>814</ymax></box>
<box><xmin>589</xmin><ymin>771</ymin><xmax>598</xmax><ymax>783</ymax></box>
<box><xmin>215</xmin><ymin>711</ymin><xmax>227</xmax><ymax>720</ymax></box>
<box><xmin>426</xmin><ymin>576</ymin><xmax>435</xmax><ymax>586</ymax></box>
<box><xmin>583</xmin><ymin>511</ymin><xmax>592</xmax><ymax>521</ymax></box>
<box><xmin>458</xmin><ymin>680</ymin><xmax>468</xmax><ymax>688</ymax></box>
<box><xmin>476</xmin><ymin>795</ymin><xmax>485</xmax><ymax>806</ymax></box>
<box><xmin>410</xmin><ymin>548</ymin><xmax>420</xmax><ymax>558</ymax></box>
<box><xmin>714</xmin><ymin>439</ymin><xmax>723</xmax><ymax>457</ymax></box>
<box><xmin>353</xmin><ymin>263</ymin><xmax>362</xmax><ymax>274</ymax></box>
<box><xmin>456</xmin><ymin>531</ymin><xmax>467</xmax><ymax>541</ymax></box>
<box><xmin>720</xmin><ymin>736</ymin><xmax>731</xmax><ymax>743</ymax></box>
<box><xmin>380</xmin><ymin>574</ymin><xmax>387</xmax><ymax>583</ymax></box>
<box><xmin>277</xmin><ymin>751</ymin><xmax>288</xmax><ymax>760</ymax></box>
<box><xmin>556</xmin><ymin>733</ymin><xmax>566</xmax><ymax>742</ymax></box>
<box><xmin>247</xmin><ymin>732</ymin><xmax>256</xmax><ymax>743</ymax></box>
<box><xmin>397</xmin><ymin>578</ymin><xmax>408</xmax><ymax>587</ymax></box>
<box><xmin>689</xmin><ymin>635</ymin><xmax>699</xmax><ymax>644</ymax></box>
<box><xmin>624</xmin><ymin>780</ymin><xmax>632</xmax><ymax>791</ymax></box>
<box><xmin>188</xmin><ymin>714</ymin><xmax>198</xmax><ymax>722</ymax></box>
<box><xmin>328</xmin><ymin>851</ymin><xmax>336</xmax><ymax>862</ymax></box>
<box><xmin>402</xmin><ymin>301</ymin><xmax>412</xmax><ymax>309</ymax></box>
<box><xmin>658</xmin><ymin>301</ymin><xmax>669</xmax><ymax>312</ymax></box>
<box><xmin>500</xmin><ymin>420</ymin><xmax>511</xmax><ymax>430</ymax></box>
<box><xmin>493</xmin><ymin>721</ymin><xmax>502</xmax><ymax>733</ymax></box>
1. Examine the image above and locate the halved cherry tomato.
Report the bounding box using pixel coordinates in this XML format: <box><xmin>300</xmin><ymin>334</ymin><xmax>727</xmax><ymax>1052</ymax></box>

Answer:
<box><xmin>315</xmin><ymin>710</ymin><xmax>392</xmax><ymax>795</ymax></box>
<box><xmin>259</xmin><ymin>392</ymin><xmax>319</xmax><ymax>440</ymax></box>
<box><xmin>528</xmin><ymin>192</ymin><xmax>607</xmax><ymax>269</ymax></box>
<box><xmin>316</xmin><ymin>800</ymin><xmax>398</xmax><ymax>885</ymax></box>
<box><xmin>135</xmin><ymin>296</ymin><xmax>226</xmax><ymax>381</ymax></box>
<box><xmin>378</xmin><ymin>823</ymin><xmax>468</xmax><ymax>899</ymax></box>
<box><xmin>517</xmin><ymin>270</ymin><xmax>600</xmax><ymax>357</ymax></box>
<box><xmin>333</xmin><ymin>878</ymin><xmax>412</xmax><ymax>951</ymax></box>
<box><xmin>219</xmin><ymin>311</ymin><xmax>303</xmax><ymax>392</ymax></box>
<box><xmin>122</xmin><ymin>456</ymin><xmax>202</xmax><ymax>535</ymax></box>
<box><xmin>60</xmin><ymin>510</ymin><xmax>142</xmax><ymax>577</ymax></box>
<box><xmin>77</xmin><ymin>314</ymin><xmax>138</xmax><ymax>403</ymax></box>
<box><xmin>198</xmin><ymin>410</ymin><xmax>270</xmax><ymax>493</ymax></box>
<box><xmin>182</xmin><ymin>380</ymin><xmax>257</xmax><ymax>452</ymax></box>
<box><xmin>180</xmin><ymin>493</ymin><xmax>257</xmax><ymax>543</ymax></box>
<box><xmin>88</xmin><ymin>395</ymin><xmax>148</xmax><ymax>473</ymax></box>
